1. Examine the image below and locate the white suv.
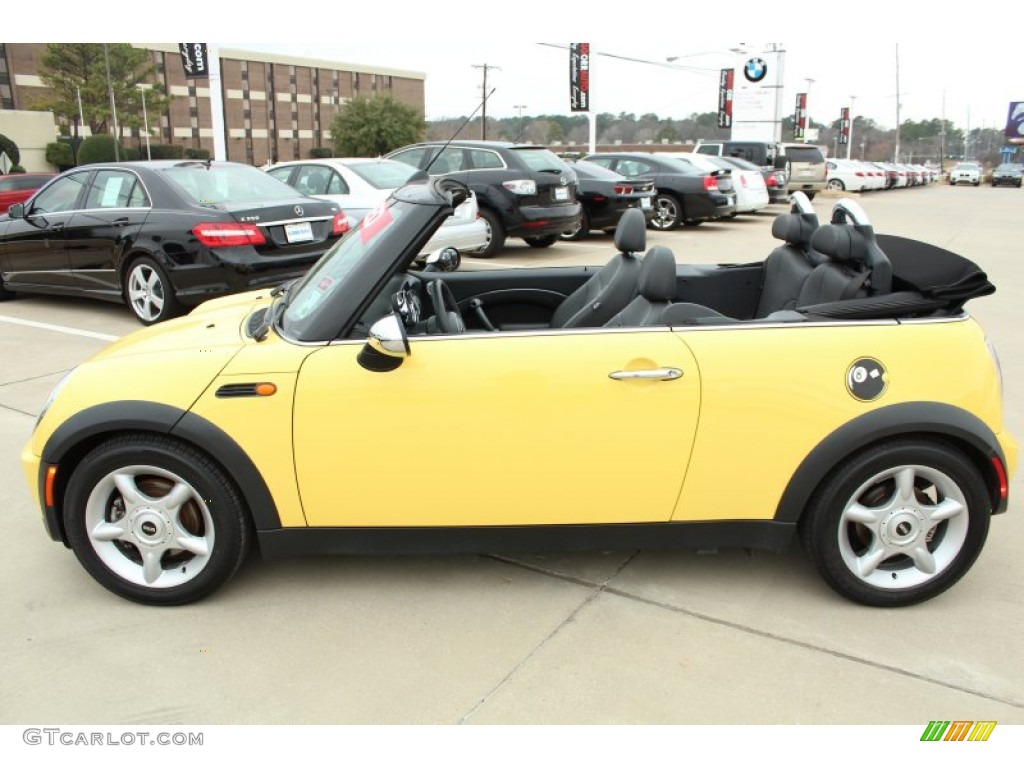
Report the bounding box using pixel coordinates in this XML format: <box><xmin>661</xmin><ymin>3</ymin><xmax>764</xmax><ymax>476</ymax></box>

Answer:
<box><xmin>949</xmin><ymin>162</ymin><xmax>982</xmax><ymax>186</ymax></box>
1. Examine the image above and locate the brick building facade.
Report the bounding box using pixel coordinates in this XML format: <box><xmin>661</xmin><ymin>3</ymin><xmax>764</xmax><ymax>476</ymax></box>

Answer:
<box><xmin>0</xmin><ymin>43</ymin><xmax>425</xmax><ymax>166</ymax></box>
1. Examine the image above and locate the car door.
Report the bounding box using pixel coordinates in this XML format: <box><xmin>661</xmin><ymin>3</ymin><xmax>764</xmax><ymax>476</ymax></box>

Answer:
<box><xmin>292</xmin><ymin>328</ymin><xmax>702</xmax><ymax>528</ymax></box>
<box><xmin>65</xmin><ymin>169</ymin><xmax>152</xmax><ymax>295</ymax></box>
<box><xmin>0</xmin><ymin>170</ymin><xmax>89</xmax><ymax>290</ymax></box>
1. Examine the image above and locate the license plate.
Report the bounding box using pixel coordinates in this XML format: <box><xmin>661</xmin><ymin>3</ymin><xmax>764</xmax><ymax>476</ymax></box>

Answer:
<box><xmin>640</xmin><ymin>197</ymin><xmax>652</xmax><ymax>208</ymax></box>
<box><xmin>553</xmin><ymin>186</ymin><xmax>570</xmax><ymax>201</ymax></box>
<box><xmin>285</xmin><ymin>222</ymin><xmax>314</xmax><ymax>243</ymax></box>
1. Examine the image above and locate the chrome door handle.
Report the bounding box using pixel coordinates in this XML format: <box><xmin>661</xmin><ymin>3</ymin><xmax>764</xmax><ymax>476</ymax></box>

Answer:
<box><xmin>608</xmin><ymin>368</ymin><xmax>683</xmax><ymax>381</ymax></box>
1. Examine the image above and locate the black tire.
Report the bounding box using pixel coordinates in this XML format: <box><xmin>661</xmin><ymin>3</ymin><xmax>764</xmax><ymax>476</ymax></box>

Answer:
<box><xmin>473</xmin><ymin>208</ymin><xmax>506</xmax><ymax>258</ymax></box>
<box><xmin>123</xmin><ymin>256</ymin><xmax>184</xmax><ymax>325</ymax></box>
<box><xmin>523</xmin><ymin>234</ymin><xmax>559</xmax><ymax>248</ymax></box>
<box><xmin>64</xmin><ymin>434</ymin><xmax>252</xmax><ymax>606</ymax></box>
<box><xmin>799</xmin><ymin>439</ymin><xmax>991</xmax><ymax>607</ymax></box>
<box><xmin>649</xmin><ymin>193</ymin><xmax>682</xmax><ymax>230</ymax></box>
<box><xmin>804</xmin><ymin>191</ymin><xmax>817</xmax><ymax>201</ymax></box>
<box><xmin>682</xmin><ymin>219</ymin><xmax>704</xmax><ymax>227</ymax></box>
<box><xmin>0</xmin><ymin>273</ymin><xmax>15</xmax><ymax>301</ymax></box>
<box><xmin>827</xmin><ymin>179</ymin><xmax>846</xmax><ymax>191</ymax></box>
<box><xmin>560</xmin><ymin>209</ymin><xmax>590</xmax><ymax>241</ymax></box>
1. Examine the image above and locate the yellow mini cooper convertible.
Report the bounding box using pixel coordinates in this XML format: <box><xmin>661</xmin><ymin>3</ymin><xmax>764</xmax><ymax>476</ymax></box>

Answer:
<box><xmin>21</xmin><ymin>181</ymin><xmax>1016</xmax><ymax>607</ymax></box>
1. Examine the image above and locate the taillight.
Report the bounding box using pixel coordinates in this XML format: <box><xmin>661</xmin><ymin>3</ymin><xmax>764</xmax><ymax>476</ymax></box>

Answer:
<box><xmin>331</xmin><ymin>211</ymin><xmax>349</xmax><ymax>236</ymax></box>
<box><xmin>192</xmin><ymin>222</ymin><xmax>266</xmax><ymax>247</ymax></box>
<box><xmin>740</xmin><ymin>176</ymin><xmax>748</xmax><ymax>188</ymax></box>
<box><xmin>613</xmin><ymin>185</ymin><xmax>634</xmax><ymax>195</ymax></box>
<box><xmin>766</xmin><ymin>175</ymin><xmax>778</xmax><ymax>188</ymax></box>
<box><xmin>502</xmin><ymin>179</ymin><xmax>537</xmax><ymax>195</ymax></box>
<box><xmin>703</xmin><ymin>176</ymin><xmax>719</xmax><ymax>192</ymax></box>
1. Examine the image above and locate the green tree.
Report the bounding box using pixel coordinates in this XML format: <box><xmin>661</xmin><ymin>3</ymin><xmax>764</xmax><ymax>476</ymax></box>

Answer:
<box><xmin>329</xmin><ymin>95</ymin><xmax>424</xmax><ymax>156</ymax></box>
<box><xmin>32</xmin><ymin>43</ymin><xmax>170</xmax><ymax>140</ymax></box>
<box><xmin>0</xmin><ymin>133</ymin><xmax>20</xmax><ymax>167</ymax></box>
<box><xmin>77</xmin><ymin>134</ymin><xmax>126</xmax><ymax>164</ymax></box>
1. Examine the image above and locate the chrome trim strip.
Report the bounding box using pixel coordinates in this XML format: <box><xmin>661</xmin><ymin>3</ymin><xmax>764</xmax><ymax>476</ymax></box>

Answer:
<box><xmin>258</xmin><ymin>216</ymin><xmax>334</xmax><ymax>226</ymax></box>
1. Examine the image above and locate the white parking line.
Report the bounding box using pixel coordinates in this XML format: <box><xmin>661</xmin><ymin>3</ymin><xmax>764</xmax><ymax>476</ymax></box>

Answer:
<box><xmin>0</xmin><ymin>315</ymin><xmax>119</xmax><ymax>342</ymax></box>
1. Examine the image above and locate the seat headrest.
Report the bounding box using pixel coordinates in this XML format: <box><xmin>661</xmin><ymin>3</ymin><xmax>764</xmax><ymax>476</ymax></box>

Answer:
<box><xmin>613</xmin><ymin>207</ymin><xmax>647</xmax><ymax>256</ymax></box>
<box><xmin>810</xmin><ymin>224</ymin><xmax>871</xmax><ymax>265</ymax></box>
<box><xmin>638</xmin><ymin>246</ymin><xmax>677</xmax><ymax>302</ymax></box>
<box><xmin>772</xmin><ymin>214</ymin><xmax>816</xmax><ymax>247</ymax></box>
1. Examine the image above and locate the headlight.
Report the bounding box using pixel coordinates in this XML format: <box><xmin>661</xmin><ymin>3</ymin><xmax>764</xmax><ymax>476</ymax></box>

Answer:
<box><xmin>35</xmin><ymin>367</ymin><xmax>77</xmax><ymax>429</ymax></box>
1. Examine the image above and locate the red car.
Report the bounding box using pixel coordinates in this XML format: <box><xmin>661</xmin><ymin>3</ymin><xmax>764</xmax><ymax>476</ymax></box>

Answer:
<box><xmin>0</xmin><ymin>173</ymin><xmax>56</xmax><ymax>215</ymax></box>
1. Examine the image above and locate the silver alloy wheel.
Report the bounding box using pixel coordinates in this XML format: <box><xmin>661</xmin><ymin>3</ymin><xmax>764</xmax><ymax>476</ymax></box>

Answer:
<box><xmin>127</xmin><ymin>262</ymin><xmax>166</xmax><ymax>322</ymax></box>
<box><xmin>827</xmin><ymin>179</ymin><xmax>845</xmax><ymax>191</ymax></box>
<box><xmin>837</xmin><ymin>464</ymin><xmax>968</xmax><ymax>590</ymax></box>
<box><xmin>651</xmin><ymin>195</ymin><xmax>679</xmax><ymax>230</ymax></box>
<box><xmin>84</xmin><ymin>464</ymin><xmax>215</xmax><ymax>588</ymax></box>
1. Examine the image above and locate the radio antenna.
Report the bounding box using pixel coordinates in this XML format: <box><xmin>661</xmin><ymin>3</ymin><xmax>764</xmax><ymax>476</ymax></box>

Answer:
<box><xmin>421</xmin><ymin>88</ymin><xmax>496</xmax><ymax>177</ymax></box>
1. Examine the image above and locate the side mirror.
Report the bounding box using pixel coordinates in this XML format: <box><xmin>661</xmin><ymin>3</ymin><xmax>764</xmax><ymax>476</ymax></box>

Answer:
<box><xmin>8</xmin><ymin>203</ymin><xmax>25</xmax><ymax>219</ymax></box>
<box><xmin>424</xmin><ymin>247</ymin><xmax>461</xmax><ymax>273</ymax></box>
<box><xmin>357</xmin><ymin>313</ymin><xmax>410</xmax><ymax>372</ymax></box>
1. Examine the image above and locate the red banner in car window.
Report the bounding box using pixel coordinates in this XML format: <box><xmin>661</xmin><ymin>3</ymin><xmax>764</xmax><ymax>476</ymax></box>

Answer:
<box><xmin>360</xmin><ymin>200</ymin><xmax>394</xmax><ymax>244</ymax></box>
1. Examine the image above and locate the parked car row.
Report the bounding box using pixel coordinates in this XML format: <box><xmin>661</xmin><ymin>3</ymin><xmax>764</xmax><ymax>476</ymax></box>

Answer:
<box><xmin>826</xmin><ymin>159</ymin><xmax>941</xmax><ymax>192</ymax></box>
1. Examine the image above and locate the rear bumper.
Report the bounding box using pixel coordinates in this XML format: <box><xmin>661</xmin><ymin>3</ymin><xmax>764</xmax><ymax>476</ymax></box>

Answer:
<box><xmin>506</xmin><ymin>202</ymin><xmax>582</xmax><ymax>238</ymax></box>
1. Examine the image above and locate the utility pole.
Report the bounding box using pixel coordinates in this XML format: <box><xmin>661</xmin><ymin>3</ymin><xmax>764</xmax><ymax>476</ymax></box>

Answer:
<box><xmin>804</xmin><ymin>77</ymin><xmax>815</xmax><ymax>139</ymax></box>
<box><xmin>472</xmin><ymin>64</ymin><xmax>500</xmax><ymax>140</ymax></box>
<box><xmin>138</xmin><ymin>85</ymin><xmax>151</xmax><ymax>160</ymax></box>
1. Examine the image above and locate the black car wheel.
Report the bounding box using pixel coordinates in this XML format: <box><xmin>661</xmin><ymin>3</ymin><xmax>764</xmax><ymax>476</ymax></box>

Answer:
<box><xmin>799</xmin><ymin>439</ymin><xmax>990</xmax><ymax>607</ymax></box>
<box><xmin>827</xmin><ymin>179</ymin><xmax>846</xmax><ymax>191</ymax></box>
<box><xmin>649</xmin><ymin>193</ymin><xmax>681</xmax><ymax>230</ymax></box>
<box><xmin>473</xmin><ymin>208</ymin><xmax>506</xmax><ymax>258</ymax></box>
<box><xmin>560</xmin><ymin>209</ymin><xmax>590</xmax><ymax>241</ymax></box>
<box><xmin>124</xmin><ymin>257</ymin><xmax>183</xmax><ymax>325</ymax></box>
<box><xmin>524</xmin><ymin>234</ymin><xmax>559</xmax><ymax>248</ymax></box>
<box><xmin>64</xmin><ymin>434</ymin><xmax>252</xmax><ymax>606</ymax></box>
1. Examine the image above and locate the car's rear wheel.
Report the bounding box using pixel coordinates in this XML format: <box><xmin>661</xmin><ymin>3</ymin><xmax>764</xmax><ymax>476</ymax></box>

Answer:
<box><xmin>124</xmin><ymin>256</ymin><xmax>183</xmax><ymax>325</ymax></box>
<box><xmin>649</xmin><ymin>193</ymin><xmax>681</xmax><ymax>230</ymax></box>
<box><xmin>827</xmin><ymin>179</ymin><xmax>846</xmax><ymax>191</ymax></box>
<box><xmin>800</xmin><ymin>440</ymin><xmax>990</xmax><ymax>607</ymax></box>
<box><xmin>473</xmin><ymin>208</ymin><xmax>506</xmax><ymax>258</ymax></box>
<box><xmin>524</xmin><ymin>234</ymin><xmax>558</xmax><ymax>248</ymax></box>
<box><xmin>64</xmin><ymin>434</ymin><xmax>252</xmax><ymax>606</ymax></box>
<box><xmin>560</xmin><ymin>209</ymin><xmax>590</xmax><ymax>241</ymax></box>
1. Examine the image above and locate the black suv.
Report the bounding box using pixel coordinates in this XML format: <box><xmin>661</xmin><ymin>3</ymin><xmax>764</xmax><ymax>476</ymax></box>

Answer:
<box><xmin>386</xmin><ymin>141</ymin><xmax>581</xmax><ymax>257</ymax></box>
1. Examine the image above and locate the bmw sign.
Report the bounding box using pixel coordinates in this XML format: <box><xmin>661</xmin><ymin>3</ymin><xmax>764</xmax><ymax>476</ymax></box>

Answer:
<box><xmin>744</xmin><ymin>58</ymin><xmax>768</xmax><ymax>83</ymax></box>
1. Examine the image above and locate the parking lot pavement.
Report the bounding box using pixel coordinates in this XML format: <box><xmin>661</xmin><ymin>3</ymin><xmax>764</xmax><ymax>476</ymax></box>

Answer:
<box><xmin>1</xmin><ymin>186</ymin><xmax>1022</xmax><ymax>729</ymax></box>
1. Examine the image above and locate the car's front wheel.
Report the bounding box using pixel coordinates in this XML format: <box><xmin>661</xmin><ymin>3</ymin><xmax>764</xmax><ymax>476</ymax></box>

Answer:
<box><xmin>64</xmin><ymin>435</ymin><xmax>252</xmax><ymax>605</ymax></box>
<box><xmin>124</xmin><ymin>257</ymin><xmax>183</xmax><ymax>325</ymax></box>
<box><xmin>800</xmin><ymin>440</ymin><xmax>991</xmax><ymax>607</ymax></box>
<box><xmin>649</xmin><ymin>193</ymin><xmax>682</xmax><ymax>230</ymax></box>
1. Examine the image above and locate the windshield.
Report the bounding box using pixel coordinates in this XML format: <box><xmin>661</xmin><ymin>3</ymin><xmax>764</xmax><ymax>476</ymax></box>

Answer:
<box><xmin>513</xmin><ymin>148</ymin><xmax>573</xmax><ymax>174</ymax></box>
<box><xmin>346</xmin><ymin>160</ymin><xmax>422</xmax><ymax>189</ymax></box>
<box><xmin>281</xmin><ymin>199</ymin><xmax>408</xmax><ymax>338</ymax></box>
<box><xmin>162</xmin><ymin>163</ymin><xmax>301</xmax><ymax>204</ymax></box>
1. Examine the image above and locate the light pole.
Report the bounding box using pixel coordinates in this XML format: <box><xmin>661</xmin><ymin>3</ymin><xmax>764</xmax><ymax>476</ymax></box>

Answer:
<box><xmin>847</xmin><ymin>95</ymin><xmax>856</xmax><ymax>159</ymax></box>
<box><xmin>803</xmin><ymin>77</ymin><xmax>815</xmax><ymax>141</ymax></box>
<box><xmin>138</xmin><ymin>85</ymin><xmax>152</xmax><ymax>161</ymax></box>
<box><xmin>513</xmin><ymin>104</ymin><xmax>527</xmax><ymax>142</ymax></box>
<box><xmin>103</xmin><ymin>43</ymin><xmax>120</xmax><ymax>160</ymax></box>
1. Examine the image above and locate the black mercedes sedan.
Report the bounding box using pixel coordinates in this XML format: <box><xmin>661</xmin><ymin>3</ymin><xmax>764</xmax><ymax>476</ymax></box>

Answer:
<box><xmin>581</xmin><ymin>152</ymin><xmax>737</xmax><ymax>229</ymax></box>
<box><xmin>559</xmin><ymin>159</ymin><xmax>655</xmax><ymax>240</ymax></box>
<box><xmin>0</xmin><ymin>161</ymin><xmax>348</xmax><ymax>324</ymax></box>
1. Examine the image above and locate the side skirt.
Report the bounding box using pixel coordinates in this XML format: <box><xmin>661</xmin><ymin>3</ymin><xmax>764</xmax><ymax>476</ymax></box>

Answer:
<box><xmin>257</xmin><ymin>521</ymin><xmax>796</xmax><ymax>559</ymax></box>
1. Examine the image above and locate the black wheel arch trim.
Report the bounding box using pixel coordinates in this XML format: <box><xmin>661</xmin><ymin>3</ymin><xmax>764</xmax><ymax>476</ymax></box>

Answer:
<box><xmin>39</xmin><ymin>401</ymin><xmax>280</xmax><ymax>544</ymax></box>
<box><xmin>775</xmin><ymin>401</ymin><xmax>1009</xmax><ymax>525</ymax></box>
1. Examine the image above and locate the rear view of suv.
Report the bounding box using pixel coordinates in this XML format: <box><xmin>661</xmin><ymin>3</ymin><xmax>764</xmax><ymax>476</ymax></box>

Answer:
<box><xmin>387</xmin><ymin>141</ymin><xmax>581</xmax><ymax>257</ymax></box>
<box><xmin>695</xmin><ymin>139</ymin><xmax>827</xmax><ymax>199</ymax></box>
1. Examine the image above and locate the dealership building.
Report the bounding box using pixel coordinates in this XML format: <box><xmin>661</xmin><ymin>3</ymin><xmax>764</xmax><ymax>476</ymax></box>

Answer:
<box><xmin>0</xmin><ymin>43</ymin><xmax>426</xmax><ymax>169</ymax></box>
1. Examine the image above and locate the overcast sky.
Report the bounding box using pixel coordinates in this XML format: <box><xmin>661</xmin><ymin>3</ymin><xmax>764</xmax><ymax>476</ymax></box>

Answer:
<box><xmin>228</xmin><ymin>39</ymin><xmax>1017</xmax><ymax>134</ymax></box>
<box><xmin>33</xmin><ymin>1</ymin><xmax>1020</xmax><ymax>134</ymax></box>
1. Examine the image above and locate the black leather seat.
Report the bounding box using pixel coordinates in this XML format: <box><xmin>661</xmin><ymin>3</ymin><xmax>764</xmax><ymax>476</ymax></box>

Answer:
<box><xmin>550</xmin><ymin>207</ymin><xmax>646</xmax><ymax>328</ymax></box>
<box><xmin>754</xmin><ymin>211</ymin><xmax>822</xmax><ymax>316</ymax></box>
<box><xmin>795</xmin><ymin>222</ymin><xmax>893</xmax><ymax>307</ymax></box>
<box><xmin>603</xmin><ymin>246</ymin><xmax>678</xmax><ymax>327</ymax></box>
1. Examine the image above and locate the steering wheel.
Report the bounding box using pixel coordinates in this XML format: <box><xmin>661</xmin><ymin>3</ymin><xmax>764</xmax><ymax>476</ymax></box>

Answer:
<box><xmin>426</xmin><ymin>279</ymin><xmax>466</xmax><ymax>334</ymax></box>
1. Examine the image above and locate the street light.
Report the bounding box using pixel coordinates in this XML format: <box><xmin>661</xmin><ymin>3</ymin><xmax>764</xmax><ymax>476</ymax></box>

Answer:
<box><xmin>847</xmin><ymin>95</ymin><xmax>856</xmax><ymax>159</ymax></box>
<box><xmin>138</xmin><ymin>85</ymin><xmax>152</xmax><ymax>161</ymax></box>
<box><xmin>513</xmin><ymin>104</ymin><xmax>527</xmax><ymax>142</ymax></box>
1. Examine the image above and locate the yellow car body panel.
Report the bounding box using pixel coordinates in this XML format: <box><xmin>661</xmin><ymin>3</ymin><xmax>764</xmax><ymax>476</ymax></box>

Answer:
<box><xmin>293</xmin><ymin>330</ymin><xmax>701</xmax><ymax>527</ymax></box>
<box><xmin>672</xmin><ymin>317</ymin><xmax>1011</xmax><ymax>522</ymax></box>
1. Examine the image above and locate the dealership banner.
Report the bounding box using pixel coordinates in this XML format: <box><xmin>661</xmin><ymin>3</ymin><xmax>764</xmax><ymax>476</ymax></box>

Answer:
<box><xmin>717</xmin><ymin>68</ymin><xmax>734</xmax><ymax>129</ymax></box>
<box><xmin>1006</xmin><ymin>102</ymin><xmax>1024</xmax><ymax>143</ymax></box>
<box><xmin>570</xmin><ymin>43</ymin><xmax>590</xmax><ymax>112</ymax></box>
<box><xmin>179</xmin><ymin>43</ymin><xmax>210</xmax><ymax>80</ymax></box>
<box><xmin>793</xmin><ymin>93</ymin><xmax>807</xmax><ymax>140</ymax></box>
<box><xmin>839</xmin><ymin>107</ymin><xmax>850</xmax><ymax>145</ymax></box>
